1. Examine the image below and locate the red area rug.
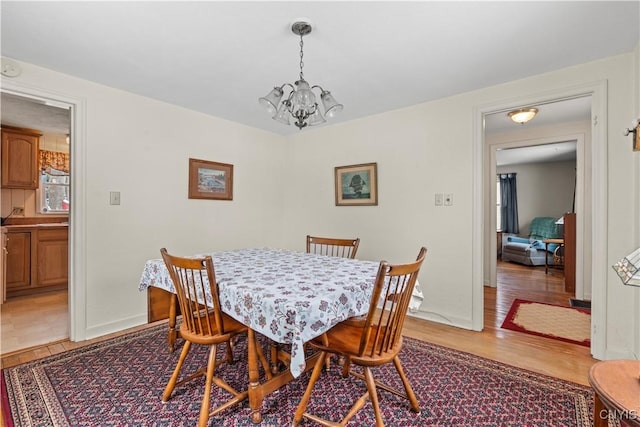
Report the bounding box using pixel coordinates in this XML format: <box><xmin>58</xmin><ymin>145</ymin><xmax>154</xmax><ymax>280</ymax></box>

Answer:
<box><xmin>2</xmin><ymin>323</ymin><xmax>598</xmax><ymax>426</ymax></box>
<box><xmin>501</xmin><ymin>299</ymin><xmax>591</xmax><ymax>347</ymax></box>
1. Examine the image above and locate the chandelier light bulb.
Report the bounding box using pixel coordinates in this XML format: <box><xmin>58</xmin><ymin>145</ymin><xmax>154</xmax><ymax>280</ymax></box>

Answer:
<box><xmin>292</xmin><ymin>80</ymin><xmax>316</xmax><ymax>108</ymax></box>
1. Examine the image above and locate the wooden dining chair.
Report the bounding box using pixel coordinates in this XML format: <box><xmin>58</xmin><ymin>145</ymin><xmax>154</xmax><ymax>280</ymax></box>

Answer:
<box><xmin>292</xmin><ymin>247</ymin><xmax>428</xmax><ymax>427</ymax></box>
<box><xmin>306</xmin><ymin>235</ymin><xmax>360</xmax><ymax>259</ymax></box>
<box><xmin>160</xmin><ymin>248</ymin><xmax>270</xmax><ymax>427</ymax></box>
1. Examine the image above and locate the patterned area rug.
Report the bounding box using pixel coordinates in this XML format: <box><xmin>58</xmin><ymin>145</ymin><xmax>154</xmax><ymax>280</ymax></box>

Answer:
<box><xmin>501</xmin><ymin>299</ymin><xmax>591</xmax><ymax>347</ymax></box>
<box><xmin>2</xmin><ymin>324</ymin><xmax>599</xmax><ymax>426</ymax></box>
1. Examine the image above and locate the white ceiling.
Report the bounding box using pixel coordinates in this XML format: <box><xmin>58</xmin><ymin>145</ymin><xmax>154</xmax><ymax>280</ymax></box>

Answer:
<box><xmin>1</xmin><ymin>93</ymin><xmax>70</xmax><ymax>134</ymax></box>
<box><xmin>1</xmin><ymin>1</ymin><xmax>638</xmax><ymax>137</ymax></box>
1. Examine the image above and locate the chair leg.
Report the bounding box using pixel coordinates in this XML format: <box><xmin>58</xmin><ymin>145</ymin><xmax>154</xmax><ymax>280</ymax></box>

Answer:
<box><xmin>392</xmin><ymin>356</ymin><xmax>420</xmax><ymax>412</ymax></box>
<box><xmin>320</xmin><ymin>333</ymin><xmax>331</xmax><ymax>370</ymax></box>
<box><xmin>292</xmin><ymin>351</ymin><xmax>328</xmax><ymax>426</ymax></box>
<box><xmin>225</xmin><ymin>339</ymin><xmax>234</xmax><ymax>364</ymax></box>
<box><xmin>270</xmin><ymin>342</ymin><xmax>280</xmax><ymax>374</ymax></box>
<box><xmin>363</xmin><ymin>367</ymin><xmax>384</xmax><ymax>427</ymax></box>
<box><xmin>162</xmin><ymin>340</ymin><xmax>192</xmax><ymax>401</ymax></box>
<box><xmin>341</xmin><ymin>356</ymin><xmax>351</xmax><ymax>378</ymax></box>
<box><xmin>254</xmin><ymin>335</ymin><xmax>273</xmax><ymax>380</ymax></box>
<box><xmin>198</xmin><ymin>344</ymin><xmax>218</xmax><ymax>427</ymax></box>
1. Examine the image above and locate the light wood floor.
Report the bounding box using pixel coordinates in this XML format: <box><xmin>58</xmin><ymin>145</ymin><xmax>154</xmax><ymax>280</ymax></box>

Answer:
<box><xmin>1</xmin><ymin>289</ymin><xmax>69</xmax><ymax>355</ymax></box>
<box><xmin>0</xmin><ymin>260</ymin><xmax>596</xmax><ymax>386</ymax></box>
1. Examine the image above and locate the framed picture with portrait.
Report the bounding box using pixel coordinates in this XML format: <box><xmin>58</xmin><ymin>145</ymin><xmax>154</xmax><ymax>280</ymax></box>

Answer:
<box><xmin>334</xmin><ymin>162</ymin><xmax>378</xmax><ymax>206</ymax></box>
<box><xmin>188</xmin><ymin>158</ymin><xmax>233</xmax><ymax>200</ymax></box>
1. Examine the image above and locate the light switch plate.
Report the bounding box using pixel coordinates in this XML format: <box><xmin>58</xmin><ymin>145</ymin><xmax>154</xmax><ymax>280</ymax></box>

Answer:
<box><xmin>435</xmin><ymin>193</ymin><xmax>443</xmax><ymax>206</ymax></box>
<box><xmin>444</xmin><ymin>193</ymin><xmax>453</xmax><ymax>206</ymax></box>
<box><xmin>110</xmin><ymin>191</ymin><xmax>121</xmax><ymax>205</ymax></box>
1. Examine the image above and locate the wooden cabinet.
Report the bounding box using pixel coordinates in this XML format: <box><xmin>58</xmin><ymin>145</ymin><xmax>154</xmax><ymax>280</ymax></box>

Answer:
<box><xmin>1</xmin><ymin>230</ymin><xmax>5</xmax><ymax>303</ymax></box>
<box><xmin>5</xmin><ymin>230</ymin><xmax>33</xmax><ymax>291</ymax></box>
<box><xmin>563</xmin><ymin>213</ymin><xmax>576</xmax><ymax>293</ymax></box>
<box><xmin>4</xmin><ymin>226</ymin><xmax>68</xmax><ymax>297</ymax></box>
<box><xmin>1</xmin><ymin>126</ymin><xmax>41</xmax><ymax>189</ymax></box>
<box><xmin>36</xmin><ymin>228</ymin><xmax>68</xmax><ymax>287</ymax></box>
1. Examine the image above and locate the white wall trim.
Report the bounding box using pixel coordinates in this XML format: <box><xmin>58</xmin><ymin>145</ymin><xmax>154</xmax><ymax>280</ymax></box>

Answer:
<box><xmin>473</xmin><ymin>80</ymin><xmax>608</xmax><ymax>357</ymax></box>
<box><xmin>84</xmin><ymin>314</ymin><xmax>147</xmax><ymax>340</ymax></box>
<box><xmin>471</xmin><ymin>106</ymin><xmax>484</xmax><ymax>330</ymax></box>
<box><xmin>1</xmin><ymin>80</ymin><xmax>88</xmax><ymax>342</ymax></box>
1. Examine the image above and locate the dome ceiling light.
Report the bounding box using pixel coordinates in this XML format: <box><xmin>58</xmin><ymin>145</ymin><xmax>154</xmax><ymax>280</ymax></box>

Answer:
<box><xmin>508</xmin><ymin>108</ymin><xmax>538</xmax><ymax>124</ymax></box>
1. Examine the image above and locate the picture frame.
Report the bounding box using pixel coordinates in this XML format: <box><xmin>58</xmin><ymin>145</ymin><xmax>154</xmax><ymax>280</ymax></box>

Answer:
<box><xmin>188</xmin><ymin>158</ymin><xmax>233</xmax><ymax>200</ymax></box>
<box><xmin>634</xmin><ymin>123</ymin><xmax>640</xmax><ymax>152</ymax></box>
<box><xmin>335</xmin><ymin>162</ymin><xmax>378</xmax><ymax>206</ymax></box>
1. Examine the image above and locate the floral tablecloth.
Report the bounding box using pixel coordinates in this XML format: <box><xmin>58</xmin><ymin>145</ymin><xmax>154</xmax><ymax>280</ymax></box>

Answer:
<box><xmin>138</xmin><ymin>247</ymin><xmax>382</xmax><ymax>377</ymax></box>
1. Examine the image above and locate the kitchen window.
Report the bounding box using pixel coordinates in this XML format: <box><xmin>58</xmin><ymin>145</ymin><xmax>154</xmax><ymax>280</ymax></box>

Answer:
<box><xmin>39</xmin><ymin>168</ymin><xmax>70</xmax><ymax>213</ymax></box>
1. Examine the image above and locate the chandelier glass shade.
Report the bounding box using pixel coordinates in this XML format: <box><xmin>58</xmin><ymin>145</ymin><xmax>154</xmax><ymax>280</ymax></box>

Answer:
<box><xmin>613</xmin><ymin>247</ymin><xmax>640</xmax><ymax>287</ymax></box>
<box><xmin>508</xmin><ymin>108</ymin><xmax>538</xmax><ymax>124</ymax></box>
<box><xmin>259</xmin><ymin>20</ymin><xmax>343</xmax><ymax>130</ymax></box>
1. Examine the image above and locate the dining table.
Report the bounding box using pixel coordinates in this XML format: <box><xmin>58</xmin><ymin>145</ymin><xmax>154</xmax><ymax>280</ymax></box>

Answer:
<box><xmin>139</xmin><ymin>247</ymin><xmax>388</xmax><ymax>423</ymax></box>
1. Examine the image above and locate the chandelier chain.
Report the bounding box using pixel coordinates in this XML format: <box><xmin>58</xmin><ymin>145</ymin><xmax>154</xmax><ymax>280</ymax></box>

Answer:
<box><xmin>299</xmin><ymin>35</ymin><xmax>304</xmax><ymax>80</ymax></box>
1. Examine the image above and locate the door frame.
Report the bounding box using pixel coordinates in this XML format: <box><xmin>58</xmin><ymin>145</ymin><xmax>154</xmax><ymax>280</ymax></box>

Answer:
<box><xmin>472</xmin><ymin>81</ymin><xmax>608</xmax><ymax>358</ymax></box>
<box><xmin>2</xmin><ymin>80</ymin><xmax>88</xmax><ymax>342</ymax></box>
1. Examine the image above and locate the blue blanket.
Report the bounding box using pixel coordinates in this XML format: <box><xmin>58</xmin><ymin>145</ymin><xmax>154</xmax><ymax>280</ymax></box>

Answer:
<box><xmin>506</xmin><ymin>234</ymin><xmax>558</xmax><ymax>253</ymax></box>
<box><xmin>529</xmin><ymin>217</ymin><xmax>561</xmax><ymax>240</ymax></box>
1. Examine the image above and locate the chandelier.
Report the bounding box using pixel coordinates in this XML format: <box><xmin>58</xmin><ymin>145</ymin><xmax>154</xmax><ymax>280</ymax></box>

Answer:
<box><xmin>259</xmin><ymin>20</ymin><xmax>343</xmax><ymax>130</ymax></box>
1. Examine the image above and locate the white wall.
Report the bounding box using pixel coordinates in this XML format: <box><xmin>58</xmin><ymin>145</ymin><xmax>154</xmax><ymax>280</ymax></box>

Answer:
<box><xmin>632</xmin><ymin>42</ymin><xmax>640</xmax><ymax>357</ymax></box>
<box><xmin>282</xmin><ymin>52</ymin><xmax>639</xmax><ymax>358</ymax></box>
<box><xmin>3</xmin><ymin>47</ymin><xmax>638</xmax><ymax>358</ymax></box>
<box><xmin>2</xmin><ymin>60</ymin><xmax>286</xmax><ymax>337</ymax></box>
<box><xmin>282</xmin><ymin>98</ymin><xmax>475</xmax><ymax>327</ymax></box>
<box><xmin>497</xmin><ymin>160</ymin><xmax>576</xmax><ymax>236</ymax></box>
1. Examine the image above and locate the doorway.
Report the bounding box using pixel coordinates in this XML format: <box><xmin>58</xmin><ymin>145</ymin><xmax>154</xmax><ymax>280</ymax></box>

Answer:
<box><xmin>493</xmin><ymin>140</ymin><xmax>579</xmax><ymax>283</ymax></box>
<box><xmin>493</xmin><ymin>141</ymin><xmax>579</xmax><ymax>311</ymax></box>
<box><xmin>0</xmin><ymin>92</ymin><xmax>72</xmax><ymax>354</ymax></box>
<box><xmin>484</xmin><ymin>97</ymin><xmax>589</xmax><ymax>300</ymax></box>
<box><xmin>473</xmin><ymin>83</ymin><xmax>609</xmax><ymax>358</ymax></box>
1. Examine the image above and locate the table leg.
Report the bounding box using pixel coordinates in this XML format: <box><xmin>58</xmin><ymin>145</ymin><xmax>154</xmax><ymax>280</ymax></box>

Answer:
<box><xmin>593</xmin><ymin>393</ymin><xmax>607</xmax><ymax>427</ymax></box>
<box><xmin>167</xmin><ymin>294</ymin><xmax>177</xmax><ymax>353</ymax></box>
<box><xmin>545</xmin><ymin>242</ymin><xmax>549</xmax><ymax>274</ymax></box>
<box><xmin>247</xmin><ymin>329</ymin><xmax>264</xmax><ymax>424</ymax></box>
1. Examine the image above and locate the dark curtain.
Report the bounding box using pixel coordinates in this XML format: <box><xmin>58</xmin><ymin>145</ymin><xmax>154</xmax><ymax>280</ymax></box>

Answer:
<box><xmin>499</xmin><ymin>173</ymin><xmax>519</xmax><ymax>234</ymax></box>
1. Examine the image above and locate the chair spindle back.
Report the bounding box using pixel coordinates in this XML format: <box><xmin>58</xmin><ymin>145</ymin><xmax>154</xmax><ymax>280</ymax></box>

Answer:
<box><xmin>360</xmin><ymin>247</ymin><xmax>427</xmax><ymax>358</ymax></box>
<box><xmin>160</xmin><ymin>248</ymin><xmax>225</xmax><ymax>337</ymax></box>
<box><xmin>306</xmin><ymin>235</ymin><xmax>360</xmax><ymax>259</ymax></box>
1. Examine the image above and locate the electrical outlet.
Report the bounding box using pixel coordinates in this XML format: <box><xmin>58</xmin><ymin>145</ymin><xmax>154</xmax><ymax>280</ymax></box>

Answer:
<box><xmin>13</xmin><ymin>207</ymin><xmax>24</xmax><ymax>216</ymax></box>
<box><xmin>435</xmin><ymin>193</ymin><xmax>443</xmax><ymax>206</ymax></box>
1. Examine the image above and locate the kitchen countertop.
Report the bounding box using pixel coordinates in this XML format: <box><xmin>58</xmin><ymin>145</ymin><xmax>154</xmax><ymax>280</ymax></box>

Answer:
<box><xmin>2</xmin><ymin>223</ymin><xmax>68</xmax><ymax>230</ymax></box>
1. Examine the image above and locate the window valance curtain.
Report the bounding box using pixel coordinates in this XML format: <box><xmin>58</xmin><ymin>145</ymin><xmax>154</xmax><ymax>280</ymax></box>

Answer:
<box><xmin>39</xmin><ymin>150</ymin><xmax>69</xmax><ymax>174</ymax></box>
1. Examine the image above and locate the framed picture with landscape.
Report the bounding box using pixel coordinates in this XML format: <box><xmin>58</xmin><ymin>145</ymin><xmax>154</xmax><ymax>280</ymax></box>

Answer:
<box><xmin>188</xmin><ymin>158</ymin><xmax>233</xmax><ymax>200</ymax></box>
<box><xmin>335</xmin><ymin>162</ymin><xmax>378</xmax><ymax>206</ymax></box>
